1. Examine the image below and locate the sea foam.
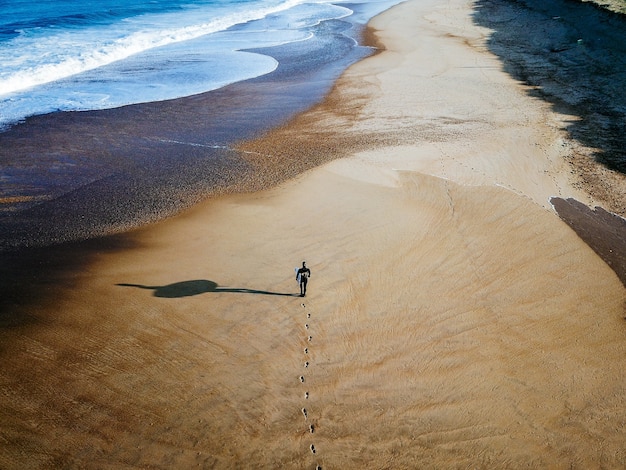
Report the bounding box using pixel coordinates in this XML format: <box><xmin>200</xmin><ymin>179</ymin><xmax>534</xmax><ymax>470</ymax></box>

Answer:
<box><xmin>0</xmin><ymin>0</ymin><xmax>369</xmax><ymax>129</ymax></box>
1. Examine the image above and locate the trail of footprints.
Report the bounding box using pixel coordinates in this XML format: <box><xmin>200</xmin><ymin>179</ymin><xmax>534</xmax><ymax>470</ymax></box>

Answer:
<box><xmin>299</xmin><ymin>302</ymin><xmax>322</xmax><ymax>470</ymax></box>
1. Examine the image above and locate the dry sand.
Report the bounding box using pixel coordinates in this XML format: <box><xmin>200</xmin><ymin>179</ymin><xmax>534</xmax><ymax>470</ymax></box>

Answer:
<box><xmin>2</xmin><ymin>0</ymin><xmax>626</xmax><ymax>468</ymax></box>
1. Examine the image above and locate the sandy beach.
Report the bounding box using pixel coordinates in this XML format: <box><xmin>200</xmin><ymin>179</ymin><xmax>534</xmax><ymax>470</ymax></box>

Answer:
<box><xmin>2</xmin><ymin>0</ymin><xmax>626</xmax><ymax>468</ymax></box>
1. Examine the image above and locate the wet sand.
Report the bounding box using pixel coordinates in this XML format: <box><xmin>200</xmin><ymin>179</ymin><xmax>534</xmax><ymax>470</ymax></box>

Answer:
<box><xmin>0</xmin><ymin>12</ymin><xmax>373</xmax><ymax>250</ymax></box>
<box><xmin>1</xmin><ymin>0</ymin><xmax>626</xmax><ymax>468</ymax></box>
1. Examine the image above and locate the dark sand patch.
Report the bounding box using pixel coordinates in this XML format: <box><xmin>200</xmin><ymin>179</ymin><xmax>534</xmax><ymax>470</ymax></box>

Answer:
<box><xmin>552</xmin><ymin>197</ymin><xmax>626</xmax><ymax>286</ymax></box>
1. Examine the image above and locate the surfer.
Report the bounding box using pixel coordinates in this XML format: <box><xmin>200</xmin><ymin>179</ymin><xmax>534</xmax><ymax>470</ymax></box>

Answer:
<box><xmin>296</xmin><ymin>261</ymin><xmax>311</xmax><ymax>297</ymax></box>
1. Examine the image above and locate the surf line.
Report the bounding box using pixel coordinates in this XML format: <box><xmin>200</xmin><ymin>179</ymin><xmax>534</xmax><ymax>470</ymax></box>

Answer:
<box><xmin>157</xmin><ymin>137</ymin><xmax>308</xmax><ymax>168</ymax></box>
<box><xmin>156</xmin><ymin>138</ymin><xmax>229</xmax><ymax>149</ymax></box>
<box><xmin>155</xmin><ymin>138</ymin><xmax>271</xmax><ymax>157</ymax></box>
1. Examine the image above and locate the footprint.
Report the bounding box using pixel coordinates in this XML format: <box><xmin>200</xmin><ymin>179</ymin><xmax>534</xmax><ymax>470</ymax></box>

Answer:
<box><xmin>316</xmin><ymin>466</ymin><xmax>322</xmax><ymax>470</ymax></box>
<box><xmin>302</xmin><ymin>408</ymin><xmax>308</xmax><ymax>419</ymax></box>
<box><xmin>310</xmin><ymin>444</ymin><xmax>316</xmax><ymax>454</ymax></box>
<box><xmin>305</xmin><ymin>324</ymin><xmax>309</xmax><ymax>329</ymax></box>
<box><xmin>308</xmin><ymin>336</ymin><xmax>312</xmax><ymax>342</ymax></box>
<box><xmin>309</xmin><ymin>424</ymin><xmax>314</xmax><ymax>433</ymax></box>
<box><xmin>307</xmin><ymin>313</ymin><xmax>311</xmax><ymax>318</ymax></box>
<box><xmin>300</xmin><ymin>376</ymin><xmax>305</xmax><ymax>383</ymax></box>
<box><xmin>304</xmin><ymin>348</ymin><xmax>308</xmax><ymax>354</ymax></box>
<box><xmin>304</xmin><ymin>361</ymin><xmax>309</xmax><ymax>368</ymax></box>
<box><xmin>301</xmin><ymin>303</ymin><xmax>306</xmax><ymax>308</ymax></box>
<box><xmin>304</xmin><ymin>391</ymin><xmax>309</xmax><ymax>399</ymax></box>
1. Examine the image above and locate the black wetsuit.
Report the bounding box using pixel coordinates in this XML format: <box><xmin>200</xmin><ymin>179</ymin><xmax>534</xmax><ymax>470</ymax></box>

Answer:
<box><xmin>297</xmin><ymin>266</ymin><xmax>311</xmax><ymax>296</ymax></box>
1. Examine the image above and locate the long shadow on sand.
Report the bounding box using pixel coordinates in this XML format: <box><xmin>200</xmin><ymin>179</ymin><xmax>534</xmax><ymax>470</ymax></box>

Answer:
<box><xmin>116</xmin><ymin>280</ymin><xmax>299</xmax><ymax>298</ymax></box>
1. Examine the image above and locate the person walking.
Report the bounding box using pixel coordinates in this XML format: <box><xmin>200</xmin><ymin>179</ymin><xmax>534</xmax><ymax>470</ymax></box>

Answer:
<box><xmin>296</xmin><ymin>261</ymin><xmax>311</xmax><ymax>297</ymax></box>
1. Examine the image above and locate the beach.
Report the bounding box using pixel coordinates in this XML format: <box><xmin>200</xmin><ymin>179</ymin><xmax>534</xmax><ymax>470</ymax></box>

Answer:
<box><xmin>1</xmin><ymin>0</ymin><xmax>626</xmax><ymax>468</ymax></box>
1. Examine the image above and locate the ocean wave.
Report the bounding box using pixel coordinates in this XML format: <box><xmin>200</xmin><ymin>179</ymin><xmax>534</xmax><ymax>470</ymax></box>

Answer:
<box><xmin>0</xmin><ymin>0</ymin><xmax>401</xmax><ymax>129</ymax></box>
<box><xmin>0</xmin><ymin>0</ymin><xmax>327</xmax><ymax>96</ymax></box>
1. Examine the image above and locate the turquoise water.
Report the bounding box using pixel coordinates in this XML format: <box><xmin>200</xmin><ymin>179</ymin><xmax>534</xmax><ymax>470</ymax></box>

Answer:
<box><xmin>0</xmin><ymin>0</ymin><xmax>398</xmax><ymax>129</ymax></box>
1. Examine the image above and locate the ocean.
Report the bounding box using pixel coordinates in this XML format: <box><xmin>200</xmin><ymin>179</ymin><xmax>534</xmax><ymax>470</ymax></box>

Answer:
<box><xmin>0</xmin><ymin>0</ymin><xmax>399</xmax><ymax>130</ymax></box>
<box><xmin>0</xmin><ymin>0</ymin><xmax>405</xmax><ymax>250</ymax></box>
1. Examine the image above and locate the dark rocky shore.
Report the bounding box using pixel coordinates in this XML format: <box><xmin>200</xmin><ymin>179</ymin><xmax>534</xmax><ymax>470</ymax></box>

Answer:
<box><xmin>473</xmin><ymin>0</ymin><xmax>626</xmax><ymax>214</ymax></box>
<box><xmin>473</xmin><ymin>0</ymin><xmax>626</xmax><ymax>287</ymax></box>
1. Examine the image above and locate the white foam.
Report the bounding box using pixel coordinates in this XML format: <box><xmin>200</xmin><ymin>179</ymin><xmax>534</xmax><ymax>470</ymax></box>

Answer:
<box><xmin>0</xmin><ymin>0</ymin><xmax>317</xmax><ymax>96</ymax></box>
<box><xmin>0</xmin><ymin>0</ymin><xmax>402</xmax><ymax>129</ymax></box>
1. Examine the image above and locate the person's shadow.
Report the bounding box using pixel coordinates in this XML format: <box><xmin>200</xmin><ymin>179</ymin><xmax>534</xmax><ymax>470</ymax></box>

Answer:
<box><xmin>116</xmin><ymin>279</ymin><xmax>299</xmax><ymax>298</ymax></box>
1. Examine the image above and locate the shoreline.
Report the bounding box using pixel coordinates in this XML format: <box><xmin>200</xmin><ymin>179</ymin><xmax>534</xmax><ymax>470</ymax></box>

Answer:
<box><xmin>0</xmin><ymin>5</ymin><xmax>378</xmax><ymax>251</ymax></box>
<box><xmin>1</xmin><ymin>0</ymin><xmax>624</xmax><ymax>256</ymax></box>
<box><xmin>1</xmin><ymin>0</ymin><xmax>626</xmax><ymax>467</ymax></box>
